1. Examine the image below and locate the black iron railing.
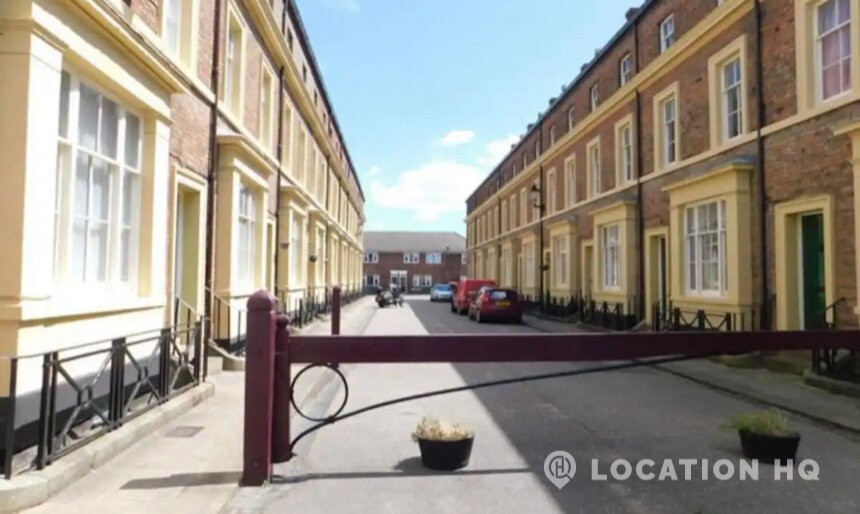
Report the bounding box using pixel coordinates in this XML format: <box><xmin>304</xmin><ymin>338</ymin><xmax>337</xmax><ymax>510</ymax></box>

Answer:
<box><xmin>651</xmin><ymin>300</ymin><xmax>766</xmax><ymax>333</ymax></box>
<box><xmin>811</xmin><ymin>298</ymin><xmax>857</xmax><ymax>378</ymax></box>
<box><xmin>208</xmin><ymin>290</ymin><xmax>246</xmax><ymax>354</ymax></box>
<box><xmin>278</xmin><ymin>285</ymin><xmax>365</xmax><ymax>329</ymax></box>
<box><xmin>1</xmin><ymin>321</ymin><xmax>204</xmax><ymax>479</ymax></box>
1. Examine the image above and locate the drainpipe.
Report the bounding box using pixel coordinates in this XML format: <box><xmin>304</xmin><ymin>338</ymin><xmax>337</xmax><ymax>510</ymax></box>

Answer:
<box><xmin>203</xmin><ymin>0</ymin><xmax>224</xmax><ymax>379</ymax></box>
<box><xmin>755</xmin><ymin>0</ymin><xmax>769</xmax><ymax>329</ymax></box>
<box><xmin>273</xmin><ymin>1</ymin><xmax>289</xmax><ymax>300</ymax></box>
<box><xmin>633</xmin><ymin>18</ymin><xmax>645</xmax><ymax>322</ymax></box>
<box><xmin>538</xmin><ymin>121</ymin><xmax>546</xmax><ymax>307</ymax></box>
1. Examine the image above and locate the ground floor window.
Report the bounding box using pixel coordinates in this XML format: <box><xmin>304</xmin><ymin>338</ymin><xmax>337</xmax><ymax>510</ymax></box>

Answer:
<box><xmin>524</xmin><ymin>242</ymin><xmax>536</xmax><ymax>287</ymax></box>
<box><xmin>602</xmin><ymin>225</ymin><xmax>620</xmax><ymax>290</ymax></box>
<box><xmin>553</xmin><ymin>236</ymin><xmax>568</xmax><ymax>286</ymax></box>
<box><xmin>685</xmin><ymin>200</ymin><xmax>727</xmax><ymax>296</ymax></box>
<box><xmin>54</xmin><ymin>70</ymin><xmax>143</xmax><ymax>290</ymax></box>
<box><xmin>236</xmin><ymin>183</ymin><xmax>257</xmax><ymax>286</ymax></box>
<box><xmin>412</xmin><ymin>274</ymin><xmax>432</xmax><ymax>288</ymax></box>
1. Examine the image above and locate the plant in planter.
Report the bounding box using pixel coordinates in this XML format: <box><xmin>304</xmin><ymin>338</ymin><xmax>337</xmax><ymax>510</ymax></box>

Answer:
<box><xmin>723</xmin><ymin>409</ymin><xmax>800</xmax><ymax>464</ymax></box>
<box><xmin>411</xmin><ymin>417</ymin><xmax>474</xmax><ymax>471</ymax></box>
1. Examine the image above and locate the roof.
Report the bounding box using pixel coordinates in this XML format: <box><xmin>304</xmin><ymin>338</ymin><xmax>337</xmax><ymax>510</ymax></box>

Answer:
<box><xmin>363</xmin><ymin>231</ymin><xmax>466</xmax><ymax>253</ymax></box>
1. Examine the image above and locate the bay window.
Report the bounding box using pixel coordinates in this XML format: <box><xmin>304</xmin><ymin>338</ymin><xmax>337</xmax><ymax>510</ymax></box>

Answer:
<box><xmin>602</xmin><ymin>225</ymin><xmax>620</xmax><ymax>290</ymax></box>
<box><xmin>685</xmin><ymin>201</ymin><xmax>727</xmax><ymax>296</ymax></box>
<box><xmin>55</xmin><ymin>71</ymin><xmax>142</xmax><ymax>290</ymax></box>
<box><xmin>237</xmin><ymin>183</ymin><xmax>257</xmax><ymax>286</ymax></box>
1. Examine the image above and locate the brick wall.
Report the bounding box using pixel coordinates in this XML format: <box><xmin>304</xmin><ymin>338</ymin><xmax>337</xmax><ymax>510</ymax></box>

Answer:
<box><xmin>363</xmin><ymin>253</ymin><xmax>466</xmax><ymax>292</ymax></box>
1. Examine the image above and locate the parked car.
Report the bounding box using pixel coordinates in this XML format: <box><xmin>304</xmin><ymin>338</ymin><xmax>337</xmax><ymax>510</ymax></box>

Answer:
<box><xmin>430</xmin><ymin>283</ymin><xmax>455</xmax><ymax>302</ymax></box>
<box><xmin>468</xmin><ymin>288</ymin><xmax>522</xmax><ymax>324</ymax></box>
<box><xmin>451</xmin><ymin>278</ymin><xmax>497</xmax><ymax>315</ymax></box>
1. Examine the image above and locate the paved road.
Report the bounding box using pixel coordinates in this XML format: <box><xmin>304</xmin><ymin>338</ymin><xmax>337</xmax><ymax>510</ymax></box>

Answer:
<box><xmin>227</xmin><ymin>296</ymin><xmax>860</xmax><ymax>514</ymax></box>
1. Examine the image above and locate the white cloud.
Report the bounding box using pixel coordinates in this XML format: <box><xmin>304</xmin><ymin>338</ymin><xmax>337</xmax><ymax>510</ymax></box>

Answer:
<box><xmin>369</xmin><ymin>165</ymin><xmax>381</xmax><ymax>177</ymax></box>
<box><xmin>370</xmin><ymin>161</ymin><xmax>485</xmax><ymax>222</ymax></box>
<box><xmin>321</xmin><ymin>0</ymin><xmax>360</xmax><ymax>12</ymax></box>
<box><xmin>478</xmin><ymin>134</ymin><xmax>519</xmax><ymax>167</ymax></box>
<box><xmin>367</xmin><ymin>221</ymin><xmax>386</xmax><ymax>230</ymax></box>
<box><xmin>440</xmin><ymin>130</ymin><xmax>476</xmax><ymax>147</ymax></box>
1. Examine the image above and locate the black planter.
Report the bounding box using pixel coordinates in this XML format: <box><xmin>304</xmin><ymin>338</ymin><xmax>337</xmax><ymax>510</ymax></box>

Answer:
<box><xmin>738</xmin><ymin>429</ymin><xmax>800</xmax><ymax>464</ymax></box>
<box><xmin>417</xmin><ymin>437</ymin><xmax>474</xmax><ymax>471</ymax></box>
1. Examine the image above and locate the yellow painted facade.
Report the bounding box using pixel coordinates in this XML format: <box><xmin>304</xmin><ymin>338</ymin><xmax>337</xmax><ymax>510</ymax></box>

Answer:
<box><xmin>0</xmin><ymin>0</ymin><xmax>365</xmax><ymax>396</ymax></box>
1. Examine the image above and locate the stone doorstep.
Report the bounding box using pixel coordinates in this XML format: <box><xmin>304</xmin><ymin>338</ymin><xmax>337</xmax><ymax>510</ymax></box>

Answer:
<box><xmin>0</xmin><ymin>382</ymin><xmax>216</xmax><ymax>513</ymax></box>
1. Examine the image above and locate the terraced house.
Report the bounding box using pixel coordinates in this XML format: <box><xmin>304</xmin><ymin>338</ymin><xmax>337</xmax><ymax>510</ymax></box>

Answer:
<box><xmin>466</xmin><ymin>0</ymin><xmax>860</xmax><ymax>334</ymax></box>
<box><xmin>0</xmin><ymin>0</ymin><xmax>363</xmax><ymax>467</ymax></box>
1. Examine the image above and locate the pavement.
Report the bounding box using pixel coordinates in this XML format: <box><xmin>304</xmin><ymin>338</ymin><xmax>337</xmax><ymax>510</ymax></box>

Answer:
<box><xmin>224</xmin><ymin>298</ymin><xmax>860</xmax><ymax>513</ymax></box>
<box><xmin>522</xmin><ymin>313</ymin><xmax>860</xmax><ymax>436</ymax></box>
<box><xmin>20</xmin><ymin>295</ymin><xmax>378</xmax><ymax>514</ymax></box>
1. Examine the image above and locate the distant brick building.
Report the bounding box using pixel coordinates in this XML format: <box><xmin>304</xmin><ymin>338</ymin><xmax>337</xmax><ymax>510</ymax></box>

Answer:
<box><xmin>363</xmin><ymin>232</ymin><xmax>466</xmax><ymax>293</ymax></box>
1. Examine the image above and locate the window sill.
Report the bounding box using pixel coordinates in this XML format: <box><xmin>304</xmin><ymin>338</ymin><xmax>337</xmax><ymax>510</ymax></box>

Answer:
<box><xmin>0</xmin><ymin>294</ymin><xmax>166</xmax><ymax>322</ymax></box>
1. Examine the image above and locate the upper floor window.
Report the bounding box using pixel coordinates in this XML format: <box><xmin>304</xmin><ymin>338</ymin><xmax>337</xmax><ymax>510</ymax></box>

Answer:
<box><xmin>302</xmin><ymin>64</ymin><xmax>308</xmax><ymax>83</ymax></box>
<box><xmin>662</xmin><ymin>97</ymin><xmax>677</xmax><ymax>166</ymax></box>
<box><xmin>590</xmin><ymin>84</ymin><xmax>600</xmax><ymax>111</ymax></box>
<box><xmin>818</xmin><ymin>0</ymin><xmax>852</xmax><ymax>101</ymax></box>
<box><xmin>522</xmin><ymin>152</ymin><xmax>528</xmax><ymax>169</ymax></box>
<box><xmin>722</xmin><ymin>58</ymin><xmax>743</xmax><ymax>139</ymax></box>
<box><xmin>550</xmin><ymin>126</ymin><xmax>556</xmax><ymax>147</ymax></box>
<box><xmin>654</xmin><ymin>84</ymin><xmax>680</xmax><ymax>170</ymax></box>
<box><xmin>620</xmin><ymin>53</ymin><xmax>633</xmax><ymax>86</ymax></box>
<box><xmin>364</xmin><ymin>252</ymin><xmax>379</xmax><ymax>263</ymax></box>
<box><xmin>287</xmin><ymin>28</ymin><xmax>294</xmax><ymax>51</ymax></box>
<box><xmin>565</xmin><ymin>155</ymin><xmax>576</xmax><ymax>205</ymax></box>
<box><xmin>223</xmin><ymin>10</ymin><xmax>245</xmax><ymax>117</ymax></box>
<box><xmin>546</xmin><ymin>169</ymin><xmax>557</xmax><ymax>213</ymax></box>
<box><xmin>567</xmin><ymin>107</ymin><xmax>575</xmax><ymax>130</ymax></box>
<box><xmin>425</xmin><ymin>252</ymin><xmax>442</xmax><ymax>265</ymax></box>
<box><xmin>520</xmin><ymin>188</ymin><xmax>528</xmax><ymax>225</ymax></box>
<box><xmin>260</xmin><ymin>66</ymin><xmax>275</xmax><ymax>153</ymax></box>
<box><xmin>404</xmin><ymin>252</ymin><xmax>420</xmax><ymax>264</ymax></box>
<box><xmin>660</xmin><ymin>15</ymin><xmax>676</xmax><ymax>53</ymax></box>
<box><xmin>588</xmin><ymin>140</ymin><xmax>601</xmax><ymax>196</ymax></box>
<box><xmin>510</xmin><ymin>194</ymin><xmax>517</xmax><ymax>229</ymax></box>
<box><xmin>617</xmin><ymin>121</ymin><xmax>634</xmax><ymax>183</ymax></box>
<box><xmin>55</xmin><ymin>72</ymin><xmax>143</xmax><ymax>289</ymax></box>
<box><xmin>461</xmin><ymin>253</ymin><xmax>467</xmax><ymax>265</ymax></box>
<box><xmin>163</xmin><ymin>0</ymin><xmax>182</xmax><ymax>56</ymax></box>
<box><xmin>236</xmin><ymin>183</ymin><xmax>257</xmax><ymax>286</ymax></box>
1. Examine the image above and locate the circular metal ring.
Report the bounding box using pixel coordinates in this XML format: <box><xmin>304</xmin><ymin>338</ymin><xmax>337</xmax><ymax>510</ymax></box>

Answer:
<box><xmin>290</xmin><ymin>363</ymin><xmax>349</xmax><ymax>422</ymax></box>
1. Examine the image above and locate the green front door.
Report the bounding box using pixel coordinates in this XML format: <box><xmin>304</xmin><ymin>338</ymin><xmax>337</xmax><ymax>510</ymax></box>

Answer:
<box><xmin>800</xmin><ymin>213</ymin><xmax>825</xmax><ymax>329</ymax></box>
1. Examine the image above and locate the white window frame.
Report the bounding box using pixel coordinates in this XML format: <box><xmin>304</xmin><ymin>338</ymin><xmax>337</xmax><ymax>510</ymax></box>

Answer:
<box><xmin>461</xmin><ymin>253</ymin><xmax>467</xmax><ymax>265</ymax></box>
<box><xmin>426</xmin><ymin>252</ymin><xmax>442</xmax><ymax>264</ymax></box>
<box><xmin>54</xmin><ymin>70</ymin><xmax>144</xmax><ymax>292</ymax></box>
<box><xmin>520</xmin><ymin>188</ymin><xmax>528</xmax><ymax>226</ymax></box>
<box><xmin>590</xmin><ymin>84</ymin><xmax>599</xmax><ymax>111</ymax></box>
<box><xmin>260</xmin><ymin>64</ymin><xmax>276</xmax><ymax>153</ymax></box>
<box><xmin>550</xmin><ymin>126</ymin><xmax>556</xmax><ymax>147</ymax></box>
<box><xmin>684</xmin><ymin>200</ymin><xmax>728</xmax><ymax>297</ymax></box>
<box><xmin>722</xmin><ymin>58</ymin><xmax>743</xmax><ymax>141</ymax></box>
<box><xmin>601</xmin><ymin>225</ymin><xmax>620</xmax><ymax>290</ymax></box>
<box><xmin>587</xmin><ymin>139</ymin><xmax>601</xmax><ymax>197</ymax></box>
<box><xmin>553</xmin><ymin>235</ymin><xmax>568</xmax><ymax>286</ymax></box>
<box><xmin>223</xmin><ymin>8</ymin><xmax>245</xmax><ymax>118</ymax></box>
<box><xmin>567</xmin><ymin>107</ymin><xmax>575</xmax><ymax>130</ymax></box>
<box><xmin>620</xmin><ymin>53</ymin><xmax>633</xmax><ymax>86</ymax></box>
<box><xmin>524</xmin><ymin>242</ymin><xmax>536</xmax><ymax>287</ymax></box>
<box><xmin>815</xmin><ymin>0</ymin><xmax>852</xmax><ymax>102</ymax></box>
<box><xmin>403</xmin><ymin>252</ymin><xmax>420</xmax><ymax>264</ymax></box>
<box><xmin>236</xmin><ymin>183</ymin><xmax>258</xmax><ymax>287</ymax></box>
<box><xmin>660</xmin><ymin>14</ymin><xmax>676</xmax><ymax>53</ymax></box>
<box><xmin>662</xmin><ymin>96</ymin><xmax>677</xmax><ymax>166</ymax></box>
<box><xmin>565</xmin><ymin>154</ymin><xmax>576</xmax><ymax>206</ymax></box>
<box><xmin>534</xmin><ymin>139</ymin><xmax>541</xmax><ymax>158</ymax></box>
<box><xmin>546</xmin><ymin>169</ymin><xmax>557</xmax><ymax>213</ymax></box>
<box><xmin>364</xmin><ymin>252</ymin><xmax>378</xmax><ymax>263</ymax></box>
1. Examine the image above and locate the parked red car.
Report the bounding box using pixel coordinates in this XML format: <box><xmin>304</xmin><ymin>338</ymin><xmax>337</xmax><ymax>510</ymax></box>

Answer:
<box><xmin>468</xmin><ymin>288</ymin><xmax>522</xmax><ymax>324</ymax></box>
<box><xmin>451</xmin><ymin>278</ymin><xmax>496</xmax><ymax>315</ymax></box>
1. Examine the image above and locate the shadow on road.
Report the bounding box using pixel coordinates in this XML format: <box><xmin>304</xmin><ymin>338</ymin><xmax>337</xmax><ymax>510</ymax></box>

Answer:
<box><xmin>121</xmin><ymin>471</ymin><xmax>242</xmax><ymax>489</ymax></box>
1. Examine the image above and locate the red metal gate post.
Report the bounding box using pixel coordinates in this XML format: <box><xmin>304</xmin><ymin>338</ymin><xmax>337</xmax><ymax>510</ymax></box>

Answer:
<box><xmin>332</xmin><ymin>286</ymin><xmax>341</xmax><ymax>336</ymax></box>
<box><xmin>272</xmin><ymin>314</ymin><xmax>292</xmax><ymax>463</ymax></box>
<box><xmin>241</xmin><ymin>290</ymin><xmax>277</xmax><ymax>486</ymax></box>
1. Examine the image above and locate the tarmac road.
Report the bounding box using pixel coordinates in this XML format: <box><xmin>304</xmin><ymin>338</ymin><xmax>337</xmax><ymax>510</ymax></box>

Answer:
<box><xmin>225</xmin><ymin>296</ymin><xmax>860</xmax><ymax>514</ymax></box>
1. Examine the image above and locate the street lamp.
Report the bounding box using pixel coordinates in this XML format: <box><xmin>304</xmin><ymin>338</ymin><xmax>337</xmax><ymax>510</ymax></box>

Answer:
<box><xmin>530</xmin><ymin>183</ymin><xmax>549</xmax><ymax>309</ymax></box>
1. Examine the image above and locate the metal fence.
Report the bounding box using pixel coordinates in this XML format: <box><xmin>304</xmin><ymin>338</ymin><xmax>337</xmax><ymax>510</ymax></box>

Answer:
<box><xmin>651</xmin><ymin>300</ymin><xmax>765</xmax><ymax>333</ymax></box>
<box><xmin>522</xmin><ymin>292</ymin><xmax>640</xmax><ymax>331</ymax></box>
<box><xmin>1</xmin><ymin>321</ymin><xmax>204</xmax><ymax>479</ymax></box>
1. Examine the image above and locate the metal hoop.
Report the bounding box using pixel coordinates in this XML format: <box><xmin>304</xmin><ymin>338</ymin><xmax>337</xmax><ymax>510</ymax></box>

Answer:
<box><xmin>290</xmin><ymin>363</ymin><xmax>349</xmax><ymax>422</ymax></box>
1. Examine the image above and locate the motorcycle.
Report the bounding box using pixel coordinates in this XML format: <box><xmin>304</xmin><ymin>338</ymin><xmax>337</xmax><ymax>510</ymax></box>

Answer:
<box><xmin>376</xmin><ymin>289</ymin><xmax>404</xmax><ymax>308</ymax></box>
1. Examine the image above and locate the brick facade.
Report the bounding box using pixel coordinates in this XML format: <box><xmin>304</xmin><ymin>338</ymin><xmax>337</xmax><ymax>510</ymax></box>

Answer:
<box><xmin>363</xmin><ymin>253</ymin><xmax>466</xmax><ymax>294</ymax></box>
<box><xmin>466</xmin><ymin>0</ymin><xmax>860</xmax><ymax>331</ymax></box>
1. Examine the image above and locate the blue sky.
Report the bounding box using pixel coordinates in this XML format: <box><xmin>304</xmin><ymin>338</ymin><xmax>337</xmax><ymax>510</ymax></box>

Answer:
<box><xmin>297</xmin><ymin>0</ymin><xmax>637</xmax><ymax>235</ymax></box>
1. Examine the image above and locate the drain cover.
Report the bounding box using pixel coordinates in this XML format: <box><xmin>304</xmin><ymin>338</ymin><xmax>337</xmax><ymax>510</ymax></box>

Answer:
<box><xmin>165</xmin><ymin>426</ymin><xmax>204</xmax><ymax>438</ymax></box>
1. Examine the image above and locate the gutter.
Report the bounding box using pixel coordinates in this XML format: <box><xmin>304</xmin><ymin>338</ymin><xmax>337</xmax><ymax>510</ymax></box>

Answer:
<box><xmin>755</xmin><ymin>0</ymin><xmax>769</xmax><ymax>329</ymax></box>
<box><xmin>203</xmin><ymin>0</ymin><xmax>224</xmax><ymax>380</ymax></box>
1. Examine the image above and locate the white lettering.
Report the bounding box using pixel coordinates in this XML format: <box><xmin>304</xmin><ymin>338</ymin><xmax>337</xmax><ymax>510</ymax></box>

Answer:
<box><xmin>636</xmin><ymin>459</ymin><xmax>656</xmax><ymax>481</ymax></box>
<box><xmin>678</xmin><ymin>459</ymin><xmax>696</xmax><ymax>480</ymax></box>
<box><xmin>738</xmin><ymin>459</ymin><xmax>759</xmax><ymax>481</ymax></box>
<box><xmin>713</xmin><ymin>459</ymin><xmax>734</xmax><ymax>481</ymax></box>
<box><xmin>774</xmin><ymin>460</ymin><xmax>794</xmax><ymax>481</ymax></box>
<box><xmin>658</xmin><ymin>460</ymin><xmax>678</xmax><ymax>481</ymax></box>
<box><xmin>592</xmin><ymin>459</ymin><xmax>607</xmax><ymax>481</ymax></box>
<box><xmin>798</xmin><ymin>460</ymin><xmax>820</xmax><ymax>481</ymax></box>
<box><xmin>611</xmin><ymin>459</ymin><xmax>633</xmax><ymax>481</ymax></box>
<box><xmin>700</xmin><ymin>459</ymin><xmax>709</xmax><ymax>480</ymax></box>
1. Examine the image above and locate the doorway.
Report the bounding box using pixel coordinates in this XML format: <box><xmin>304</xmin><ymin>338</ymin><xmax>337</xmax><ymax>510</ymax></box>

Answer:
<box><xmin>657</xmin><ymin>236</ymin><xmax>668</xmax><ymax>312</ymax></box>
<box><xmin>798</xmin><ymin>213</ymin><xmax>825</xmax><ymax>329</ymax></box>
<box><xmin>173</xmin><ymin>186</ymin><xmax>203</xmax><ymax>326</ymax></box>
<box><xmin>390</xmin><ymin>270</ymin><xmax>408</xmax><ymax>291</ymax></box>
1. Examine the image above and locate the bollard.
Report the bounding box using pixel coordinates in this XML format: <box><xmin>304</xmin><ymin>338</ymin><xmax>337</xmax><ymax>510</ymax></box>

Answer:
<box><xmin>272</xmin><ymin>314</ymin><xmax>292</xmax><ymax>463</ymax></box>
<box><xmin>241</xmin><ymin>290</ymin><xmax>278</xmax><ymax>486</ymax></box>
<box><xmin>332</xmin><ymin>286</ymin><xmax>342</xmax><ymax>336</ymax></box>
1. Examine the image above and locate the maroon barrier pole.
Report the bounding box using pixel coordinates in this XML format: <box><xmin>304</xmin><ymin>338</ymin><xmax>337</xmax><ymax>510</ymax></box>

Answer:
<box><xmin>331</xmin><ymin>286</ymin><xmax>342</xmax><ymax>336</ymax></box>
<box><xmin>272</xmin><ymin>314</ymin><xmax>292</xmax><ymax>463</ymax></box>
<box><xmin>241</xmin><ymin>291</ymin><xmax>277</xmax><ymax>486</ymax></box>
